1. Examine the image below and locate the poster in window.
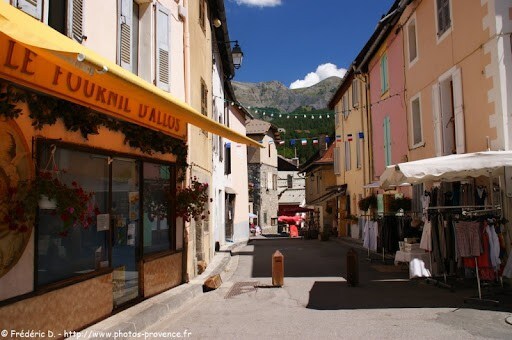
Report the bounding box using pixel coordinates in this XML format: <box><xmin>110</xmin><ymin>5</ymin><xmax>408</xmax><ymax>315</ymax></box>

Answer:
<box><xmin>129</xmin><ymin>192</ymin><xmax>140</xmax><ymax>221</ymax></box>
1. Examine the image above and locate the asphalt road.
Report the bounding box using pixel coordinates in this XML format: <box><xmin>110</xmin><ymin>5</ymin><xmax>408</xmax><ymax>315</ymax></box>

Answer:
<box><xmin>145</xmin><ymin>238</ymin><xmax>512</xmax><ymax>339</ymax></box>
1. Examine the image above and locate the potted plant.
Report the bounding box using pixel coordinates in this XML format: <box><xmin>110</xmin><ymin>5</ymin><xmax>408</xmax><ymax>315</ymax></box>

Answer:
<box><xmin>2</xmin><ymin>170</ymin><xmax>99</xmax><ymax>236</ymax></box>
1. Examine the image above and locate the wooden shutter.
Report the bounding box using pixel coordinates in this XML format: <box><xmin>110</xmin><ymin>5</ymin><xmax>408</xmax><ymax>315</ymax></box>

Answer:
<box><xmin>156</xmin><ymin>3</ymin><xmax>170</xmax><ymax>91</ymax></box>
<box><xmin>345</xmin><ymin>141</ymin><xmax>351</xmax><ymax>171</ymax></box>
<box><xmin>16</xmin><ymin>0</ymin><xmax>42</xmax><ymax>20</ymax></box>
<box><xmin>452</xmin><ymin>68</ymin><xmax>465</xmax><ymax>153</ymax></box>
<box><xmin>69</xmin><ymin>0</ymin><xmax>84</xmax><ymax>42</ymax></box>
<box><xmin>380</xmin><ymin>54</ymin><xmax>388</xmax><ymax>93</ymax></box>
<box><xmin>432</xmin><ymin>83</ymin><xmax>443</xmax><ymax>156</ymax></box>
<box><xmin>383</xmin><ymin>117</ymin><xmax>392</xmax><ymax>166</ymax></box>
<box><xmin>119</xmin><ymin>0</ymin><xmax>133</xmax><ymax>70</ymax></box>
<box><xmin>334</xmin><ymin>146</ymin><xmax>340</xmax><ymax>175</ymax></box>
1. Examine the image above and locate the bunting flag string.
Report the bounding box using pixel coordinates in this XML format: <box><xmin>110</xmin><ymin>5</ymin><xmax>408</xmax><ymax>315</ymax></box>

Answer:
<box><xmin>212</xmin><ymin>94</ymin><xmax>334</xmax><ymax>119</ymax></box>
<box><xmin>274</xmin><ymin>132</ymin><xmax>365</xmax><ymax>147</ymax></box>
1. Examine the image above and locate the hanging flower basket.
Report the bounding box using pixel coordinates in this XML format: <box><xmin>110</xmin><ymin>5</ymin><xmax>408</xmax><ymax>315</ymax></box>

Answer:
<box><xmin>2</xmin><ymin>170</ymin><xmax>99</xmax><ymax>236</ymax></box>
<box><xmin>176</xmin><ymin>177</ymin><xmax>210</xmax><ymax>223</ymax></box>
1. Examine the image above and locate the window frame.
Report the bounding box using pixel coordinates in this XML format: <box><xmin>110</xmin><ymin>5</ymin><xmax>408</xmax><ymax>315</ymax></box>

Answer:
<box><xmin>410</xmin><ymin>93</ymin><xmax>424</xmax><ymax>149</ymax></box>
<box><xmin>435</xmin><ymin>0</ymin><xmax>452</xmax><ymax>43</ymax></box>
<box><xmin>406</xmin><ymin>15</ymin><xmax>418</xmax><ymax>67</ymax></box>
<box><xmin>224</xmin><ymin>142</ymin><xmax>231</xmax><ymax>175</ymax></box>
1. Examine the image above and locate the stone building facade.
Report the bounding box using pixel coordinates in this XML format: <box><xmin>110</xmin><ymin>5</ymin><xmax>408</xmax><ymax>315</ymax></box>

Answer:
<box><xmin>246</xmin><ymin>119</ymin><xmax>281</xmax><ymax>234</ymax></box>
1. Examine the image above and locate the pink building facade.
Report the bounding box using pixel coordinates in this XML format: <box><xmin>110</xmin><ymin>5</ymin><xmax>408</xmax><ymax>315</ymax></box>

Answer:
<box><xmin>367</xmin><ymin>29</ymin><xmax>408</xmax><ymax>181</ymax></box>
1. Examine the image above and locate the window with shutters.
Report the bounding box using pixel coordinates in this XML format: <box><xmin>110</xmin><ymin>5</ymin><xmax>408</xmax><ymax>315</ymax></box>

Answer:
<box><xmin>433</xmin><ymin>68</ymin><xmax>465</xmax><ymax>156</ymax></box>
<box><xmin>383</xmin><ymin>116</ymin><xmax>392</xmax><ymax>166</ymax></box>
<box><xmin>436</xmin><ymin>0</ymin><xmax>451</xmax><ymax>38</ymax></box>
<box><xmin>273</xmin><ymin>174</ymin><xmax>278</xmax><ymax>191</ymax></box>
<box><xmin>410</xmin><ymin>94</ymin><xmax>423</xmax><ymax>147</ymax></box>
<box><xmin>118</xmin><ymin>0</ymin><xmax>140</xmax><ymax>74</ymax></box>
<box><xmin>200</xmin><ymin>78</ymin><xmax>208</xmax><ymax>116</ymax></box>
<box><xmin>342</xmin><ymin>93</ymin><xmax>349</xmax><ymax>118</ymax></box>
<box><xmin>344</xmin><ymin>141</ymin><xmax>351</xmax><ymax>171</ymax></box>
<box><xmin>46</xmin><ymin>0</ymin><xmax>83</xmax><ymax>43</ymax></box>
<box><xmin>333</xmin><ymin>146</ymin><xmax>341</xmax><ymax>175</ymax></box>
<box><xmin>199</xmin><ymin>0</ymin><xmax>206</xmax><ymax>32</ymax></box>
<box><xmin>380</xmin><ymin>53</ymin><xmax>389</xmax><ymax>94</ymax></box>
<box><xmin>352</xmin><ymin>79</ymin><xmax>359</xmax><ymax>108</ymax></box>
<box><xmin>407</xmin><ymin>17</ymin><xmax>418</xmax><ymax>65</ymax></box>
<box><xmin>156</xmin><ymin>3</ymin><xmax>170</xmax><ymax>91</ymax></box>
<box><xmin>17</xmin><ymin>0</ymin><xmax>43</xmax><ymax>20</ymax></box>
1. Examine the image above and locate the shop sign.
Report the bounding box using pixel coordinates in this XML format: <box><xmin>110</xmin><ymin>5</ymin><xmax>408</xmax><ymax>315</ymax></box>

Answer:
<box><xmin>0</xmin><ymin>35</ymin><xmax>186</xmax><ymax>140</ymax></box>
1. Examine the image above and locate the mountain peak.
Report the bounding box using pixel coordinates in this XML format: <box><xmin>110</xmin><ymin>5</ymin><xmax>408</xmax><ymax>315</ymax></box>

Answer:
<box><xmin>232</xmin><ymin>76</ymin><xmax>341</xmax><ymax>113</ymax></box>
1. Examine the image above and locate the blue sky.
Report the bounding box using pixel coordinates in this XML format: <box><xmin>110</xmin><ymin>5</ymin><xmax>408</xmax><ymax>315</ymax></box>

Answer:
<box><xmin>225</xmin><ymin>0</ymin><xmax>395</xmax><ymax>89</ymax></box>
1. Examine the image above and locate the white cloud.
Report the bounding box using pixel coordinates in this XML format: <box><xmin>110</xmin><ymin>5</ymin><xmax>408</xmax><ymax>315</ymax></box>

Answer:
<box><xmin>290</xmin><ymin>63</ymin><xmax>347</xmax><ymax>89</ymax></box>
<box><xmin>233</xmin><ymin>0</ymin><xmax>282</xmax><ymax>8</ymax></box>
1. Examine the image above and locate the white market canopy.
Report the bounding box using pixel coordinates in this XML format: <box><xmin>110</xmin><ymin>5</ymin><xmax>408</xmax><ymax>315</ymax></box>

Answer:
<box><xmin>379</xmin><ymin>151</ymin><xmax>512</xmax><ymax>189</ymax></box>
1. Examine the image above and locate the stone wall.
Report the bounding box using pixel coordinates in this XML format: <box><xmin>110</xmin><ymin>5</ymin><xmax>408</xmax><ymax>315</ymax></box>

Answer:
<box><xmin>248</xmin><ymin>164</ymin><xmax>278</xmax><ymax>234</ymax></box>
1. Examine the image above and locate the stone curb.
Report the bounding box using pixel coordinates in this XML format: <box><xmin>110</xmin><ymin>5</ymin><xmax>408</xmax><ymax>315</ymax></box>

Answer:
<box><xmin>72</xmin><ymin>241</ymin><xmax>247</xmax><ymax>339</ymax></box>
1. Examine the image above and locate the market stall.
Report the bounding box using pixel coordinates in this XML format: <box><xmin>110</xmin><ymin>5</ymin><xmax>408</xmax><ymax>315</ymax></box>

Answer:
<box><xmin>379</xmin><ymin>151</ymin><xmax>512</xmax><ymax>303</ymax></box>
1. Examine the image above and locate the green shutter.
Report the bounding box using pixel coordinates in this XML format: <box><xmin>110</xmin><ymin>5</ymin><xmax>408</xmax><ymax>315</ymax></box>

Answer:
<box><xmin>383</xmin><ymin>116</ymin><xmax>392</xmax><ymax>166</ymax></box>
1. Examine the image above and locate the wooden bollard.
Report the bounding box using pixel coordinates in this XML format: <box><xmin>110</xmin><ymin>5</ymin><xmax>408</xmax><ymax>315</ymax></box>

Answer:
<box><xmin>272</xmin><ymin>250</ymin><xmax>284</xmax><ymax>287</ymax></box>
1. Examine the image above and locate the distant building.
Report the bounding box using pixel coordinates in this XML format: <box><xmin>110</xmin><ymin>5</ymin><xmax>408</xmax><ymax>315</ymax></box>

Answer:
<box><xmin>246</xmin><ymin>119</ymin><xmax>281</xmax><ymax>234</ymax></box>
<box><xmin>277</xmin><ymin>156</ymin><xmax>305</xmax><ymax>216</ymax></box>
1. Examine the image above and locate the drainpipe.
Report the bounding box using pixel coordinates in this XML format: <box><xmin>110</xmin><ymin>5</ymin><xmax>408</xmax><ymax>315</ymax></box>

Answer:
<box><xmin>364</xmin><ymin>73</ymin><xmax>373</xmax><ymax>188</ymax></box>
<box><xmin>181</xmin><ymin>0</ymin><xmax>191</xmax><ymax>283</ymax></box>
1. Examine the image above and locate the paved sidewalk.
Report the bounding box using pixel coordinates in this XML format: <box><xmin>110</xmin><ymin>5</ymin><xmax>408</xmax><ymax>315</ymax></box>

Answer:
<box><xmin>69</xmin><ymin>241</ymin><xmax>246</xmax><ymax>339</ymax></box>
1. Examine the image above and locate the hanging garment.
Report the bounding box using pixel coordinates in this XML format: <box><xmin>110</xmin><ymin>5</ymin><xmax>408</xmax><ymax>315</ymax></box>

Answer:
<box><xmin>420</xmin><ymin>220</ymin><xmax>432</xmax><ymax>251</ymax></box>
<box><xmin>475</xmin><ymin>187</ymin><xmax>487</xmax><ymax>206</ymax></box>
<box><xmin>485</xmin><ymin>224</ymin><xmax>501</xmax><ymax>270</ymax></box>
<box><xmin>455</xmin><ymin>221</ymin><xmax>481</xmax><ymax>258</ymax></box>
<box><xmin>363</xmin><ymin>220</ymin><xmax>378</xmax><ymax>252</ymax></box>
<box><xmin>463</xmin><ymin>224</ymin><xmax>495</xmax><ymax>281</ymax></box>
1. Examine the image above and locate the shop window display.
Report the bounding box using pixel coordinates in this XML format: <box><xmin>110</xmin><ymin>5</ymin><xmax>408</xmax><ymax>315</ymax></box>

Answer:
<box><xmin>143</xmin><ymin>163</ymin><xmax>172</xmax><ymax>254</ymax></box>
<box><xmin>37</xmin><ymin>146</ymin><xmax>109</xmax><ymax>286</ymax></box>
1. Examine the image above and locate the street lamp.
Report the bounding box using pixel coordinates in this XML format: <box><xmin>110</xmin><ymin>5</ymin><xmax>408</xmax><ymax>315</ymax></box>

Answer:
<box><xmin>228</xmin><ymin>40</ymin><xmax>244</xmax><ymax>69</ymax></box>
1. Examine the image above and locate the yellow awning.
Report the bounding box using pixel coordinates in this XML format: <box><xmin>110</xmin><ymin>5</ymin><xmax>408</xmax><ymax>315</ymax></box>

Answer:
<box><xmin>0</xmin><ymin>2</ymin><xmax>262</xmax><ymax>148</ymax></box>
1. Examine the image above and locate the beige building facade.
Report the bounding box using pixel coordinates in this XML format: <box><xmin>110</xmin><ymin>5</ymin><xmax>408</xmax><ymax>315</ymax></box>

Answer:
<box><xmin>401</xmin><ymin>0</ymin><xmax>512</xmax><ymax>161</ymax></box>
<box><xmin>329</xmin><ymin>71</ymin><xmax>371</xmax><ymax>236</ymax></box>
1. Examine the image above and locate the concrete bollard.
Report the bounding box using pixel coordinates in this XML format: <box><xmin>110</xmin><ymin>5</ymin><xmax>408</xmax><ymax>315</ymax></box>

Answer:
<box><xmin>272</xmin><ymin>250</ymin><xmax>284</xmax><ymax>287</ymax></box>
